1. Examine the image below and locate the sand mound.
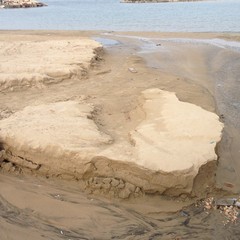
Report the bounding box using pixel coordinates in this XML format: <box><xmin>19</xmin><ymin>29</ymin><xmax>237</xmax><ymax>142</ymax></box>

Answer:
<box><xmin>0</xmin><ymin>39</ymin><xmax>101</xmax><ymax>91</ymax></box>
<box><xmin>0</xmin><ymin>89</ymin><xmax>223</xmax><ymax>198</ymax></box>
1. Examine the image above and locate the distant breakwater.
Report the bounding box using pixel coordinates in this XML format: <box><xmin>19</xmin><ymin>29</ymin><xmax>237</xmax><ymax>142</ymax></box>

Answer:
<box><xmin>121</xmin><ymin>0</ymin><xmax>202</xmax><ymax>3</ymax></box>
<box><xmin>0</xmin><ymin>0</ymin><xmax>47</xmax><ymax>8</ymax></box>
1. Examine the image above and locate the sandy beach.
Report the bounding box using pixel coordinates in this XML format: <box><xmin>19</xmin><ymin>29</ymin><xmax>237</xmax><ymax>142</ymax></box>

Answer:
<box><xmin>0</xmin><ymin>30</ymin><xmax>240</xmax><ymax>239</ymax></box>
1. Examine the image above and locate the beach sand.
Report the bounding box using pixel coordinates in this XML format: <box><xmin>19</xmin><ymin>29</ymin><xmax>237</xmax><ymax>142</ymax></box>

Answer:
<box><xmin>0</xmin><ymin>30</ymin><xmax>240</xmax><ymax>239</ymax></box>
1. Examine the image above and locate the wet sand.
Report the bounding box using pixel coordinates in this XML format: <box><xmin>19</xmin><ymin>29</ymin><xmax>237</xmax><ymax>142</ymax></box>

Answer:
<box><xmin>0</xmin><ymin>30</ymin><xmax>240</xmax><ymax>239</ymax></box>
<box><xmin>98</xmin><ymin>31</ymin><xmax>240</xmax><ymax>193</ymax></box>
<box><xmin>1</xmin><ymin>173</ymin><xmax>240</xmax><ymax>240</ymax></box>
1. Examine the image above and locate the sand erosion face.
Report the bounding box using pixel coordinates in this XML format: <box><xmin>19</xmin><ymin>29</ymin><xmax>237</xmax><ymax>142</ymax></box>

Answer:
<box><xmin>0</xmin><ymin>88</ymin><xmax>223</xmax><ymax>199</ymax></box>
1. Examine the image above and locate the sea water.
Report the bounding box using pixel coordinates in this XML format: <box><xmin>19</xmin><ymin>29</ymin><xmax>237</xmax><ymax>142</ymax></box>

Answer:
<box><xmin>0</xmin><ymin>0</ymin><xmax>240</xmax><ymax>32</ymax></box>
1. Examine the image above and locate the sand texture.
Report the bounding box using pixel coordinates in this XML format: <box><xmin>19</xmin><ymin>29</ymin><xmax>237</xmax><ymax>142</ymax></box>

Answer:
<box><xmin>130</xmin><ymin>89</ymin><xmax>223</xmax><ymax>172</ymax></box>
<box><xmin>0</xmin><ymin>39</ymin><xmax>101</xmax><ymax>91</ymax></box>
<box><xmin>1</xmin><ymin>31</ymin><xmax>240</xmax><ymax>240</ymax></box>
<box><xmin>0</xmin><ymin>87</ymin><xmax>223</xmax><ymax>198</ymax></box>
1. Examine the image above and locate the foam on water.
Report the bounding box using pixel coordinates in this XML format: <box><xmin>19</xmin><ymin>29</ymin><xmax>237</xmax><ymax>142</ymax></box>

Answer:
<box><xmin>159</xmin><ymin>38</ymin><xmax>240</xmax><ymax>52</ymax></box>
<box><xmin>103</xmin><ymin>33</ymin><xmax>240</xmax><ymax>53</ymax></box>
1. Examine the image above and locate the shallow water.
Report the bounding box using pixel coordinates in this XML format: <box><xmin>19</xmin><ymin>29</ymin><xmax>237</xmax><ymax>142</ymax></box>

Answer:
<box><xmin>1</xmin><ymin>0</ymin><xmax>240</xmax><ymax>32</ymax></box>
<box><xmin>92</xmin><ymin>37</ymin><xmax>120</xmax><ymax>46</ymax></box>
<box><xmin>103</xmin><ymin>33</ymin><xmax>240</xmax><ymax>53</ymax></box>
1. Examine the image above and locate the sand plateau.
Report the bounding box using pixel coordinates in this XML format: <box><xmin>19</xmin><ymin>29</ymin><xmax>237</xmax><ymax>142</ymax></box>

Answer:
<box><xmin>0</xmin><ymin>39</ymin><xmax>101</xmax><ymax>91</ymax></box>
<box><xmin>0</xmin><ymin>87</ymin><xmax>223</xmax><ymax>198</ymax></box>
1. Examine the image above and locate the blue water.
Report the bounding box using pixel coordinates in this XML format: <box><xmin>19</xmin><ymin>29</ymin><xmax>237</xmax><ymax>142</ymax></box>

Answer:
<box><xmin>0</xmin><ymin>0</ymin><xmax>240</xmax><ymax>32</ymax></box>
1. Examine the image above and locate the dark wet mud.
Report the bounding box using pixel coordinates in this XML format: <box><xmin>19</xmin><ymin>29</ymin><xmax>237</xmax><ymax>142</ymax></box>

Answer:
<box><xmin>0</xmin><ymin>174</ymin><xmax>240</xmax><ymax>240</ymax></box>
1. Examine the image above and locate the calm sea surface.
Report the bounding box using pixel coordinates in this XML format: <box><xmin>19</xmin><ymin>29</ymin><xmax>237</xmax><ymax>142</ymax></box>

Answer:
<box><xmin>0</xmin><ymin>0</ymin><xmax>240</xmax><ymax>32</ymax></box>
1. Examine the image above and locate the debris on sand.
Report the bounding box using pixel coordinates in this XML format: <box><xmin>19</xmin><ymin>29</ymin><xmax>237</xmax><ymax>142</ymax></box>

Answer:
<box><xmin>128</xmin><ymin>67</ymin><xmax>138</xmax><ymax>73</ymax></box>
<box><xmin>202</xmin><ymin>197</ymin><xmax>240</xmax><ymax>225</ymax></box>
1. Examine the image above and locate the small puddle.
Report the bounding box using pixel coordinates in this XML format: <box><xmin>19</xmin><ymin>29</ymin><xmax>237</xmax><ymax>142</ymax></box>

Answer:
<box><xmin>93</xmin><ymin>37</ymin><xmax>120</xmax><ymax>47</ymax></box>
